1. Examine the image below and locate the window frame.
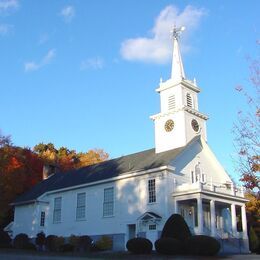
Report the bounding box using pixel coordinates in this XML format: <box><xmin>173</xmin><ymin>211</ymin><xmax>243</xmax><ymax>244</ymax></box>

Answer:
<box><xmin>148</xmin><ymin>179</ymin><xmax>156</xmax><ymax>204</ymax></box>
<box><xmin>103</xmin><ymin>187</ymin><xmax>114</xmax><ymax>217</ymax></box>
<box><xmin>53</xmin><ymin>197</ymin><xmax>62</xmax><ymax>224</ymax></box>
<box><xmin>76</xmin><ymin>192</ymin><xmax>86</xmax><ymax>221</ymax></box>
<box><xmin>40</xmin><ymin>211</ymin><xmax>45</xmax><ymax>227</ymax></box>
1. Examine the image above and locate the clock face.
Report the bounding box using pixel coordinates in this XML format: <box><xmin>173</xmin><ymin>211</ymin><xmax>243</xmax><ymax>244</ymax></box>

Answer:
<box><xmin>165</xmin><ymin>119</ymin><xmax>174</xmax><ymax>132</ymax></box>
<box><xmin>191</xmin><ymin>119</ymin><xmax>200</xmax><ymax>132</ymax></box>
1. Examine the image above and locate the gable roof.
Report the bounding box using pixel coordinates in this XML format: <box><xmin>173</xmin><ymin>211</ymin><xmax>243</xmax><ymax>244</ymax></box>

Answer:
<box><xmin>13</xmin><ymin>137</ymin><xmax>200</xmax><ymax>205</ymax></box>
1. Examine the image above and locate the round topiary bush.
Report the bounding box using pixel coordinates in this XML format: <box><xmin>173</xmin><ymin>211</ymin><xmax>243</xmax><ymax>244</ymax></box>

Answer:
<box><xmin>0</xmin><ymin>230</ymin><xmax>11</xmax><ymax>248</ymax></box>
<box><xmin>161</xmin><ymin>214</ymin><xmax>192</xmax><ymax>241</ymax></box>
<box><xmin>155</xmin><ymin>237</ymin><xmax>184</xmax><ymax>255</ymax></box>
<box><xmin>13</xmin><ymin>233</ymin><xmax>30</xmax><ymax>249</ymax></box>
<box><xmin>185</xmin><ymin>235</ymin><xmax>221</xmax><ymax>256</ymax></box>
<box><xmin>35</xmin><ymin>232</ymin><xmax>45</xmax><ymax>251</ymax></box>
<box><xmin>126</xmin><ymin>237</ymin><xmax>153</xmax><ymax>254</ymax></box>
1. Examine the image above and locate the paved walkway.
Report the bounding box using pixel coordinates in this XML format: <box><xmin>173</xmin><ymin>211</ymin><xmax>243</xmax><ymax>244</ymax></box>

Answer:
<box><xmin>0</xmin><ymin>250</ymin><xmax>259</xmax><ymax>260</ymax></box>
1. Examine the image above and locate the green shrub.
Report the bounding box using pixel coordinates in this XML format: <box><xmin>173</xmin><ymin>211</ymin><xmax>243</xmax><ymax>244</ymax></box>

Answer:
<box><xmin>155</xmin><ymin>237</ymin><xmax>184</xmax><ymax>255</ymax></box>
<box><xmin>185</xmin><ymin>235</ymin><xmax>220</xmax><ymax>256</ymax></box>
<box><xmin>79</xmin><ymin>235</ymin><xmax>93</xmax><ymax>251</ymax></box>
<box><xmin>249</xmin><ymin>226</ymin><xmax>260</xmax><ymax>253</ymax></box>
<box><xmin>0</xmin><ymin>230</ymin><xmax>11</xmax><ymax>248</ymax></box>
<box><xmin>59</xmin><ymin>243</ymin><xmax>74</xmax><ymax>252</ymax></box>
<box><xmin>24</xmin><ymin>242</ymin><xmax>37</xmax><ymax>250</ymax></box>
<box><xmin>95</xmin><ymin>236</ymin><xmax>113</xmax><ymax>251</ymax></box>
<box><xmin>45</xmin><ymin>235</ymin><xmax>64</xmax><ymax>252</ymax></box>
<box><xmin>68</xmin><ymin>234</ymin><xmax>80</xmax><ymax>249</ymax></box>
<box><xmin>161</xmin><ymin>214</ymin><xmax>192</xmax><ymax>241</ymax></box>
<box><xmin>35</xmin><ymin>232</ymin><xmax>45</xmax><ymax>250</ymax></box>
<box><xmin>68</xmin><ymin>235</ymin><xmax>93</xmax><ymax>252</ymax></box>
<box><xmin>13</xmin><ymin>233</ymin><xmax>30</xmax><ymax>249</ymax></box>
<box><xmin>126</xmin><ymin>237</ymin><xmax>152</xmax><ymax>254</ymax></box>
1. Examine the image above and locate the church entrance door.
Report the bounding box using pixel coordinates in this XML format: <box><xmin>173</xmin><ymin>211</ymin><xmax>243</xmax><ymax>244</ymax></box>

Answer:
<box><xmin>146</xmin><ymin>224</ymin><xmax>158</xmax><ymax>249</ymax></box>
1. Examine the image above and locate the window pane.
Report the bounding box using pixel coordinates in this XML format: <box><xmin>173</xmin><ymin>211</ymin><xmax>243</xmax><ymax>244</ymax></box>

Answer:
<box><xmin>53</xmin><ymin>197</ymin><xmax>62</xmax><ymax>223</ymax></box>
<box><xmin>76</xmin><ymin>193</ymin><xmax>86</xmax><ymax>220</ymax></box>
<box><xmin>103</xmin><ymin>188</ymin><xmax>114</xmax><ymax>217</ymax></box>
<box><xmin>40</xmin><ymin>212</ymin><xmax>45</xmax><ymax>227</ymax></box>
<box><xmin>148</xmin><ymin>179</ymin><xmax>156</xmax><ymax>203</ymax></box>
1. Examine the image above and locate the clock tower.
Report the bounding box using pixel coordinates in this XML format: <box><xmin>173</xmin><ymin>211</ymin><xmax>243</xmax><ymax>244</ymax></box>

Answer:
<box><xmin>150</xmin><ymin>26</ymin><xmax>208</xmax><ymax>153</ymax></box>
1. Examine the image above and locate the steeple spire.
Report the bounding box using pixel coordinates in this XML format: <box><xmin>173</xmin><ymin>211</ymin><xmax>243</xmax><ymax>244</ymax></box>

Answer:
<box><xmin>171</xmin><ymin>26</ymin><xmax>185</xmax><ymax>82</ymax></box>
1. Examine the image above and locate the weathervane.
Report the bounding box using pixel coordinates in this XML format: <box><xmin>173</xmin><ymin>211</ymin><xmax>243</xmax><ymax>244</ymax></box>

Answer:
<box><xmin>171</xmin><ymin>25</ymin><xmax>185</xmax><ymax>39</ymax></box>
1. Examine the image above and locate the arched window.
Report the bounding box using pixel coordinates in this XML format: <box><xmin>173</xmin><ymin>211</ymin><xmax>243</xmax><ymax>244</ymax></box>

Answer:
<box><xmin>186</xmin><ymin>93</ymin><xmax>193</xmax><ymax>108</ymax></box>
<box><xmin>195</xmin><ymin>163</ymin><xmax>201</xmax><ymax>182</ymax></box>
<box><xmin>192</xmin><ymin>163</ymin><xmax>206</xmax><ymax>184</ymax></box>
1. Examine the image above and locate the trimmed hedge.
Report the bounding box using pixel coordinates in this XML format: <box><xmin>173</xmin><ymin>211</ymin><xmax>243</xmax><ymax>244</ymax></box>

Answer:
<box><xmin>78</xmin><ymin>235</ymin><xmax>93</xmax><ymax>251</ymax></box>
<box><xmin>59</xmin><ymin>243</ymin><xmax>74</xmax><ymax>252</ymax></box>
<box><xmin>13</xmin><ymin>233</ymin><xmax>30</xmax><ymax>249</ymax></box>
<box><xmin>0</xmin><ymin>230</ymin><xmax>11</xmax><ymax>248</ymax></box>
<box><xmin>45</xmin><ymin>235</ymin><xmax>64</xmax><ymax>252</ymax></box>
<box><xmin>95</xmin><ymin>236</ymin><xmax>113</xmax><ymax>251</ymax></box>
<box><xmin>126</xmin><ymin>237</ymin><xmax>153</xmax><ymax>254</ymax></box>
<box><xmin>155</xmin><ymin>237</ymin><xmax>184</xmax><ymax>255</ymax></box>
<box><xmin>185</xmin><ymin>235</ymin><xmax>220</xmax><ymax>256</ymax></box>
<box><xmin>161</xmin><ymin>214</ymin><xmax>192</xmax><ymax>241</ymax></box>
<box><xmin>68</xmin><ymin>235</ymin><xmax>93</xmax><ymax>252</ymax></box>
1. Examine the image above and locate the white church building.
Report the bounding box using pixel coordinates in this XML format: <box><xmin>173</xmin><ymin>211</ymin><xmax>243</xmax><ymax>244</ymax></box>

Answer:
<box><xmin>12</xmin><ymin>27</ymin><xmax>249</xmax><ymax>253</ymax></box>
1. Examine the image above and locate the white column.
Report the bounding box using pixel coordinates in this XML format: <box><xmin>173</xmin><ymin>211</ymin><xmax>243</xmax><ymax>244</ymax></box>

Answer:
<box><xmin>197</xmin><ymin>197</ymin><xmax>203</xmax><ymax>234</ymax></box>
<box><xmin>241</xmin><ymin>205</ymin><xmax>248</xmax><ymax>239</ymax></box>
<box><xmin>231</xmin><ymin>204</ymin><xmax>237</xmax><ymax>237</ymax></box>
<box><xmin>210</xmin><ymin>200</ymin><xmax>216</xmax><ymax>237</ymax></box>
<box><xmin>173</xmin><ymin>199</ymin><xmax>179</xmax><ymax>214</ymax></box>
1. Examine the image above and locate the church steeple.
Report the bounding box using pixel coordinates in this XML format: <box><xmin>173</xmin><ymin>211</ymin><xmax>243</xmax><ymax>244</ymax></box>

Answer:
<box><xmin>150</xmin><ymin>26</ymin><xmax>208</xmax><ymax>153</ymax></box>
<box><xmin>171</xmin><ymin>26</ymin><xmax>185</xmax><ymax>82</ymax></box>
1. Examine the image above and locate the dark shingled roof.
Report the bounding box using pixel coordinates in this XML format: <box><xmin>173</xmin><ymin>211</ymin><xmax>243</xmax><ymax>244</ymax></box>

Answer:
<box><xmin>13</xmin><ymin>145</ymin><xmax>188</xmax><ymax>205</ymax></box>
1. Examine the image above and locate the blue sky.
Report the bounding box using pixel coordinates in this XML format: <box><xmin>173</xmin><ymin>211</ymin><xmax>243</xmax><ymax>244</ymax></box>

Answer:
<box><xmin>0</xmin><ymin>0</ymin><xmax>259</xmax><ymax>182</ymax></box>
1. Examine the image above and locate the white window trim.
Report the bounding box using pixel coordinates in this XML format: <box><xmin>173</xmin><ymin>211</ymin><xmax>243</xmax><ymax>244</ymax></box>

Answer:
<box><xmin>76</xmin><ymin>192</ymin><xmax>86</xmax><ymax>221</ymax></box>
<box><xmin>53</xmin><ymin>197</ymin><xmax>62</xmax><ymax>224</ymax></box>
<box><xmin>103</xmin><ymin>187</ymin><xmax>114</xmax><ymax>217</ymax></box>
<box><xmin>148</xmin><ymin>178</ymin><xmax>156</xmax><ymax>204</ymax></box>
<box><xmin>40</xmin><ymin>211</ymin><xmax>45</xmax><ymax>227</ymax></box>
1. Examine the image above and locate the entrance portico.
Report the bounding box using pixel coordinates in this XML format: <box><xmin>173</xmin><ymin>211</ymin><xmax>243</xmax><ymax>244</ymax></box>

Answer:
<box><xmin>172</xmin><ymin>185</ymin><xmax>249</xmax><ymax>253</ymax></box>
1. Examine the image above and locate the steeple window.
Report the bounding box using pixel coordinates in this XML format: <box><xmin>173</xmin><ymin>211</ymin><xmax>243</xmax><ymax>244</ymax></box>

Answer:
<box><xmin>168</xmin><ymin>95</ymin><xmax>176</xmax><ymax>110</ymax></box>
<box><xmin>186</xmin><ymin>93</ymin><xmax>193</xmax><ymax>108</ymax></box>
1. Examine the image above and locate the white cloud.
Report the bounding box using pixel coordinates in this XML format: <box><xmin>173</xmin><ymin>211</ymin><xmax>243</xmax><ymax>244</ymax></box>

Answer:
<box><xmin>120</xmin><ymin>5</ymin><xmax>206</xmax><ymax>64</ymax></box>
<box><xmin>60</xmin><ymin>5</ymin><xmax>75</xmax><ymax>23</ymax></box>
<box><xmin>0</xmin><ymin>23</ymin><xmax>12</xmax><ymax>35</ymax></box>
<box><xmin>24</xmin><ymin>49</ymin><xmax>56</xmax><ymax>72</ymax></box>
<box><xmin>80</xmin><ymin>57</ymin><xmax>104</xmax><ymax>70</ymax></box>
<box><xmin>0</xmin><ymin>0</ymin><xmax>19</xmax><ymax>13</ymax></box>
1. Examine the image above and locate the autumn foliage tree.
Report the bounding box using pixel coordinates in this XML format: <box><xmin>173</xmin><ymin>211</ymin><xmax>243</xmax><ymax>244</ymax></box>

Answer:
<box><xmin>33</xmin><ymin>143</ymin><xmax>109</xmax><ymax>171</ymax></box>
<box><xmin>233</xmin><ymin>54</ymin><xmax>260</xmax><ymax>192</ymax></box>
<box><xmin>233</xmin><ymin>47</ymin><xmax>260</xmax><ymax>245</ymax></box>
<box><xmin>0</xmin><ymin>134</ymin><xmax>43</xmax><ymax>228</ymax></box>
<box><xmin>0</xmin><ymin>132</ymin><xmax>109</xmax><ymax>228</ymax></box>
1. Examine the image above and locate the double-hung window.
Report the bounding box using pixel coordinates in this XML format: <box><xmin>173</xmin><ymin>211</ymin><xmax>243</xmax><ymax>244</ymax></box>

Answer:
<box><xmin>103</xmin><ymin>187</ymin><xmax>114</xmax><ymax>217</ymax></box>
<box><xmin>148</xmin><ymin>179</ymin><xmax>156</xmax><ymax>203</ymax></box>
<box><xmin>76</xmin><ymin>193</ymin><xmax>86</xmax><ymax>220</ymax></box>
<box><xmin>53</xmin><ymin>197</ymin><xmax>62</xmax><ymax>223</ymax></box>
<box><xmin>40</xmin><ymin>212</ymin><xmax>45</xmax><ymax>227</ymax></box>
